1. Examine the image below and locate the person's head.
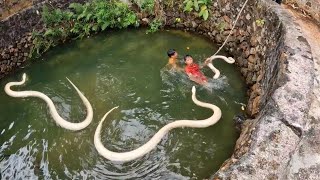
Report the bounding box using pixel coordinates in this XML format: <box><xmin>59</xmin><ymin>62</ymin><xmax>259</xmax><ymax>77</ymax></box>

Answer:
<box><xmin>184</xmin><ymin>55</ymin><xmax>193</xmax><ymax>65</ymax></box>
<box><xmin>167</xmin><ymin>49</ymin><xmax>178</xmax><ymax>58</ymax></box>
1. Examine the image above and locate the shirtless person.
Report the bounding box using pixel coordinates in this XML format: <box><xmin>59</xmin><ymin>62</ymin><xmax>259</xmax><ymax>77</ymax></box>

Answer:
<box><xmin>166</xmin><ymin>49</ymin><xmax>183</xmax><ymax>71</ymax></box>
<box><xmin>184</xmin><ymin>55</ymin><xmax>210</xmax><ymax>85</ymax></box>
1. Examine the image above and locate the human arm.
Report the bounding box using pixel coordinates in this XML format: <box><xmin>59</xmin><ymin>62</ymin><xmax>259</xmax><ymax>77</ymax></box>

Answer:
<box><xmin>199</xmin><ymin>58</ymin><xmax>211</xmax><ymax>68</ymax></box>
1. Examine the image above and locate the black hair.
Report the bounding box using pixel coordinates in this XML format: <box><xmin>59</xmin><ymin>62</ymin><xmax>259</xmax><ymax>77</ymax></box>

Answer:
<box><xmin>167</xmin><ymin>49</ymin><xmax>176</xmax><ymax>57</ymax></box>
<box><xmin>184</xmin><ymin>55</ymin><xmax>192</xmax><ymax>61</ymax></box>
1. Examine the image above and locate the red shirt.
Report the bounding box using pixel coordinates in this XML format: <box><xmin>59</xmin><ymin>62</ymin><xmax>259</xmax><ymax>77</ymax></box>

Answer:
<box><xmin>185</xmin><ymin>63</ymin><xmax>207</xmax><ymax>81</ymax></box>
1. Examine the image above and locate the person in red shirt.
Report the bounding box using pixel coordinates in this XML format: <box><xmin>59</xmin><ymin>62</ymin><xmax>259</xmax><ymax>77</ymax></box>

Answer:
<box><xmin>184</xmin><ymin>55</ymin><xmax>210</xmax><ymax>85</ymax></box>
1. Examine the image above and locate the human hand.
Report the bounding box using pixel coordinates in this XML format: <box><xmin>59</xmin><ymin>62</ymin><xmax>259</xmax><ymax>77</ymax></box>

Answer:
<box><xmin>204</xmin><ymin>58</ymin><xmax>211</xmax><ymax>65</ymax></box>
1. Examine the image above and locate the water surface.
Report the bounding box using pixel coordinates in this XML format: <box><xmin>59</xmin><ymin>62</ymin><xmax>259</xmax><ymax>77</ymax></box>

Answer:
<box><xmin>0</xmin><ymin>29</ymin><xmax>247</xmax><ymax>179</ymax></box>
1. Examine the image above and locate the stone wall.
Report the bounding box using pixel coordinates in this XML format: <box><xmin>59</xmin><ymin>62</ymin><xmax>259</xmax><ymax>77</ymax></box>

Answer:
<box><xmin>162</xmin><ymin>0</ymin><xmax>314</xmax><ymax>178</ymax></box>
<box><xmin>284</xmin><ymin>0</ymin><xmax>320</xmax><ymax>24</ymax></box>
<box><xmin>0</xmin><ymin>0</ymin><xmax>86</xmax><ymax>79</ymax></box>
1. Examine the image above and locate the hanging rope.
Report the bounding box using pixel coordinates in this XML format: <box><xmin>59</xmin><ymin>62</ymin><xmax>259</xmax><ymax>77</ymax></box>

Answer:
<box><xmin>205</xmin><ymin>0</ymin><xmax>250</xmax><ymax>79</ymax></box>
<box><xmin>212</xmin><ymin>0</ymin><xmax>250</xmax><ymax>56</ymax></box>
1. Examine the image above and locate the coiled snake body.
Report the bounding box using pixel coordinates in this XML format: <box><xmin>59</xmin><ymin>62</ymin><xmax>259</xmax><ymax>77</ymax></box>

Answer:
<box><xmin>207</xmin><ymin>55</ymin><xmax>235</xmax><ymax>79</ymax></box>
<box><xmin>94</xmin><ymin>86</ymin><xmax>222</xmax><ymax>162</ymax></box>
<box><xmin>4</xmin><ymin>73</ymin><xmax>93</xmax><ymax>131</ymax></box>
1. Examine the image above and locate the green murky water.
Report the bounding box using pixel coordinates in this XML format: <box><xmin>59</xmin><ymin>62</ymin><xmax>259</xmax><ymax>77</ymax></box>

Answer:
<box><xmin>0</xmin><ymin>29</ymin><xmax>247</xmax><ymax>179</ymax></box>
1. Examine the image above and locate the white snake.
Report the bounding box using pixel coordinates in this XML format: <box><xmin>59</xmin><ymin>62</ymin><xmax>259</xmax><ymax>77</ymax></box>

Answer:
<box><xmin>4</xmin><ymin>73</ymin><xmax>93</xmax><ymax>131</ymax></box>
<box><xmin>94</xmin><ymin>86</ymin><xmax>222</xmax><ymax>162</ymax></box>
<box><xmin>206</xmin><ymin>55</ymin><xmax>235</xmax><ymax>79</ymax></box>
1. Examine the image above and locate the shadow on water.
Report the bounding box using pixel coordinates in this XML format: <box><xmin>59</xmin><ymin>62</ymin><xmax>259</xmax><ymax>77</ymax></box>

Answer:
<box><xmin>0</xmin><ymin>29</ymin><xmax>247</xmax><ymax>179</ymax></box>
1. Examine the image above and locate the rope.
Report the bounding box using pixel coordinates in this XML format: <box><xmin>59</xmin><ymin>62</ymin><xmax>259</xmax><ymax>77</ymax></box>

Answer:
<box><xmin>212</xmin><ymin>0</ymin><xmax>250</xmax><ymax>56</ymax></box>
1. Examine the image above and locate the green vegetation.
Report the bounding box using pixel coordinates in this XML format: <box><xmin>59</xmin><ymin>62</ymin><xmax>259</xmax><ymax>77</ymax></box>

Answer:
<box><xmin>256</xmin><ymin>19</ymin><xmax>265</xmax><ymax>27</ymax></box>
<box><xmin>146</xmin><ymin>19</ymin><xmax>162</xmax><ymax>34</ymax></box>
<box><xmin>133</xmin><ymin>0</ymin><xmax>154</xmax><ymax>14</ymax></box>
<box><xmin>175</xmin><ymin>17</ymin><xmax>182</xmax><ymax>23</ymax></box>
<box><xmin>217</xmin><ymin>21</ymin><xmax>226</xmax><ymax>32</ymax></box>
<box><xmin>133</xmin><ymin>0</ymin><xmax>165</xmax><ymax>33</ymax></box>
<box><xmin>163</xmin><ymin>0</ymin><xmax>174</xmax><ymax>8</ymax></box>
<box><xmin>31</xmin><ymin>0</ymin><xmax>138</xmax><ymax>57</ymax></box>
<box><xmin>183</xmin><ymin>0</ymin><xmax>212</xmax><ymax>20</ymax></box>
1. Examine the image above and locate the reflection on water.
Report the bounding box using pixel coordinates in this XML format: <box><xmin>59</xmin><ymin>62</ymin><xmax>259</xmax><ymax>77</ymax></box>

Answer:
<box><xmin>0</xmin><ymin>29</ymin><xmax>247</xmax><ymax>179</ymax></box>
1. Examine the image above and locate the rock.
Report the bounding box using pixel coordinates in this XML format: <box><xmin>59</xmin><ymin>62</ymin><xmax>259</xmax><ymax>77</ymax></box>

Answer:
<box><xmin>241</xmin><ymin>68</ymin><xmax>248</xmax><ymax>77</ymax></box>
<box><xmin>253</xmin><ymin>22</ymin><xmax>257</xmax><ymax>32</ymax></box>
<box><xmin>9</xmin><ymin>48</ymin><xmax>14</xmax><ymax>53</ymax></box>
<box><xmin>17</xmin><ymin>43</ymin><xmax>22</xmax><ymax>49</ymax></box>
<box><xmin>211</xmin><ymin>30</ymin><xmax>218</xmax><ymax>36</ymax></box>
<box><xmin>225</xmin><ymin>3</ymin><xmax>230</xmax><ymax>11</ymax></box>
<box><xmin>250</xmin><ymin>36</ymin><xmax>259</xmax><ymax>46</ymax></box>
<box><xmin>223</xmin><ymin>15</ymin><xmax>231</xmax><ymax>23</ymax></box>
<box><xmin>252</xmin><ymin>74</ymin><xmax>257</xmax><ymax>82</ymax></box>
<box><xmin>246</xmin><ymin>25</ymin><xmax>252</xmax><ymax>34</ymax></box>
<box><xmin>246</xmin><ymin>72</ymin><xmax>254</xmax><ymax>85</ymax></box>
<box><xmin>250</xmin><ymin>47</ymin><xmax>256</xmax><ymax>55</ymax></box>
<box><xmin>257</xmin><ymin>74</ymin><xmax>263</xmax><ymax>82</ymax></box>
<box><xmin>244</xmin><ymin>49</ymin><xmax>250</xmax><ymax>58</ymax></box>
<box><xmin>254</xmin><ymin>65</ymin><xmax>260</xmax><ymax>71</ymax></box>
<box><xmin>223</xmin><ymin>30</ymin><xmax>231</xmax><ymax>36</ymax></box>
<box><xmin>239</xmin><ymin>36</ymin><xmax>246</xmax><ymax>43</ymax></box>
<box><xmin>166</xmin><ymin>11</ymin><xmax>173</xmax><ymax>17</ymax></box>
<box><xmin>249</xmin><ymin>95</ymin><xmax>260</xmax><ymax>116</ymax></box>
<box><xmin>233</xmin><ymin>114</ymin><xmax>246</xmax><ymax>131</ymax></box>
<box><xmin>248</xmin><ymin>62</ymin><xmax>255</xmax><ymax>71</ymax></box>
<box><xmin>176</xmin><ymin>23</ymin><xmax>184</xmax><ymax>28</ymax></box>
<box><xmin>237</xmin><ymin>57</ymin><xmax>245</xmax><ymax>67</ymax></box>
<box><xmin>248</xmin><ymin>55</ymin><xmax>256</xmax><ymax>63</ymax></box>
<box><xmin>246</xmin><ymin>14</ymin><xmax>251</xmax><ymax>20</ymax></box>
<box><xmin>27</xmin><ymin>36</ymin><xmax>32</xmax><ymax>42</ymax></box>
<box><xmin>191</xmin><ymin>21</ymin><xmax>198</xmax><ymax>28</ymax></box>
<box><xmin>240</xmin><ymin>42</ymin><xmax>249</xmax><ymax>50</ymax></box>
<box><xmin>215</xmin><ymin>34</ymin><xmax>223</xmax><ymax>43</ymax></box>
<box><xmin>141</xmin><ymin>18</ymin><xmax>149</xmax><ymax>25</ymax></box>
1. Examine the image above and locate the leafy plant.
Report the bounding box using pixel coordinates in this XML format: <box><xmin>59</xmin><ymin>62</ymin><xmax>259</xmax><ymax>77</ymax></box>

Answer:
<box><xmin>256</xmin><ymin>19</ymin><xmax>265</xmax><ymax>27</ymax></box>
<box><xmin>217</xmin><ymin>21</ymin><xmax>226</xmax><ymax>32</ymax></box>
<box><xmin>140</xmin><ymin>0</ymin><xmax>154</xmax><ymax>14</ymax></box>
<box><xmin>133</xmin><ymin>0</ymin><xmax>154</xmax><ymax>14</ymax></box>
<box><xmin>183</xmin><ymin>0</ymin><xmax>212</xmax><ymax>20</ymax></box>
<box><xmin>30</xmin><ymin>30</ymin><xmax>54</xmax><ymax>57</ymax></box>
<box><xmin>31</xmin><ymin>0</ymin><xmax>138</xmax><ymax>57</ymax></box>
<box><xmin>146</xmin><ymin>19</ymin><xmax>162</xmax><ymax>34</ymax></box>
<box><xmin>163</xmin><ymin>0</ymin><xmax>174</xmax><ymax>8</ymax></box>
<box><xmin>42</xmin><ymin>6</ymin><xmax>74</xmax><ymax>27</ymax></box>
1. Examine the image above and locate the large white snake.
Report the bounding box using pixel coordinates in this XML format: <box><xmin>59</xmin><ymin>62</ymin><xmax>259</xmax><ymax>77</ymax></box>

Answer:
<box><xmin>94</xmin><ymin>86</ymin><xmax>222</xmax><ymax>162</ymax></box>
<box><xmin>206</xmin><ymin>55</ymin><xmax>235</xmax><ymax>79</ymax></box>
<box><xmin>4</xmin><ymin>73</ymin><xmax>93</xmax><ymax>131</ymax></box>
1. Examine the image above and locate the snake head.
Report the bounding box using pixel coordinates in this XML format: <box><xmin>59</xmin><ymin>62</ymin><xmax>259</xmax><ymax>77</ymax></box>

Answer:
<box><xmin>192</xmin><ymin>86</ymin><xmax>196</xmax><ymax>94</ymax></box>
<box><xmin>22</xmin><ymin>73</ymin><xmax>27</xmax><ymax>82</ymax></box>
<box><xmin>228</xmin><ymin>57</ymin><xmax>235</xmax><ymax>64</ymax></box>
